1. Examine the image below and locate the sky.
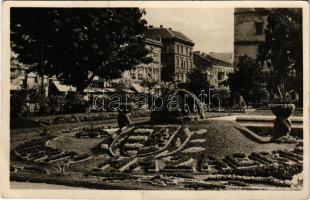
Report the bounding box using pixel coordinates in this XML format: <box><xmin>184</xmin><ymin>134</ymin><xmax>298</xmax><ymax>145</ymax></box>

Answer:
<box><xmin>144</xmin><ymin>8</ymin><xmax>234</xmax><ymax>54</ymax></box>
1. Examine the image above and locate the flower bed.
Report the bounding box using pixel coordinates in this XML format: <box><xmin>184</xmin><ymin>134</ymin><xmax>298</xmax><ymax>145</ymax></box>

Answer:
<box><xmin>183</xmin><ymin>182</ymin><xmax>226</xmax><ymax>190</ymax></box>
<box><xmin>11</xmin><ymin>110</ymin><xmax>151</xmax><ymax>129</ymax></box>
<box><xmin>221</xmin><ymin>163</ymin><xmax>303</xmax><ymax>180</ymax></box>
<box><xmin>205</xmin><ymin>175</ymin><xmax>291</xmax><ymax>187</ymax></box>
<box><xmin>75</xmin><ymin>127</ymin><xmax>109</xmax><ymax>138</ymax></box>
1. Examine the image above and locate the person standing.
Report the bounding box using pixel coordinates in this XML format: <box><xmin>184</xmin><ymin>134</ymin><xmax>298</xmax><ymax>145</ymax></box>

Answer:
<box><xmin>117</xmin><ymin>102</ymin><xmax>133</xmax><ymax>129</ymax></box>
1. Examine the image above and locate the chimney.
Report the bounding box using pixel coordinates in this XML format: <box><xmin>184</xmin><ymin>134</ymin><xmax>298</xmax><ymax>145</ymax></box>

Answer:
<box><xmin>149</xmin><ymin>25</ymin><xmax>153</xmax><ymax>28</ymax></box>
<box><xmin>168</xmin><ymin>28</ymin><xmax>172</xmax><ymax>30</ymax></box>
<box><xmin>160</xmin><ymin>25</ymin><xmax>163</xmax><ymax>28</ymax></box>
<box><xmin>201</xmin><ymin>52</ymin><xmax>205</xmax><ymax>57</ymax></box>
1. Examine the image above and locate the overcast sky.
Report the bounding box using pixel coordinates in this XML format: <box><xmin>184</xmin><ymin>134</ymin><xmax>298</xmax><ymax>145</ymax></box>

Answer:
<box><xmin>144</xmin><ymin>8</ymin><xmax>234</xmax><ymax>54</ymax></box>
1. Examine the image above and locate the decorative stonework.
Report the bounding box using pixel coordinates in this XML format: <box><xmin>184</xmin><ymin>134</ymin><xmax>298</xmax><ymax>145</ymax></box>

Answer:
<box><xmin>270</xmin><ymin>104</ymin><xmax>295</xmax><ymax>139</ymax></box>
<box><xmin>150</xmin><ymin>89</ymin><xmax>205</xmax><ymax>124</ymax></box>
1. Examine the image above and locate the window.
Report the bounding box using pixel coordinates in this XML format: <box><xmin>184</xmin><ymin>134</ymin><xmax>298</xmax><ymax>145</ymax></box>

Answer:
<box><xmin>138</xmin><ymin>71</ymin><xmax>143</xmax><ymax>79</ymax></box>
<box><xmin>255</xmin><ymin>22</ymin><xmax>264</xmax><ymax>34</ymax></box>
<box><xmin>131</xmin><ymin>71</ymin><xmax>136</xmax><ymax>79</ymax></box>
<box><xmin>218</xmin><ymin>71</ymin><xmax>225</xmax><ymax>80</ymax></box>
<box><xmin>176</xmin><ymin>57</ymin><xmax>179</xmax><ymax>67</ymax></box>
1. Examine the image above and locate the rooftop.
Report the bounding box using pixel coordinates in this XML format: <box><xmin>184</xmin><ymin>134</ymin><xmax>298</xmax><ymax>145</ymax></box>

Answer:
<box><xmin>145</xmin><ymin>25</ymin><xmax>194</xmax><ymax>45</ymax></box>
<box><xmin>193</xmin><ymin>51</ymin><xmax>233</xmax><ymax>70</ymax></box>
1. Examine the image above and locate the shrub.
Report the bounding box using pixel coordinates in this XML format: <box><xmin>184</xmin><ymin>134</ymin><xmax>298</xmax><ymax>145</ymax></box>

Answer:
<box><xmin>64</xmin><ymin>93</ymin><xmax>88</xmax><ymax>114</ymax></box>
<box><xmin>10</xmin><ymin>92</ymin><xmax>28</xmax><ymax>119</ymax></box>
<box><xmin>49</xmin><ymin>95</ymin><xmax>65</xmax><ymax>114</ymax></box>
<box><xmin>10</xmin><ymin>89</ymin><xmax>50</xmax><ymax>118</ymax></box>
<box><xmin>27</xmin><ymin>89</ymin><xmax>50</xmax><ymax>116</ymax></box>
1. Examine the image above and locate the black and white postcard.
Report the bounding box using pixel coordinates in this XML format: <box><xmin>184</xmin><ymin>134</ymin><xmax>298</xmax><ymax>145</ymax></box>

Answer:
<box><xmin>1</xmin><ymin>1</ymin><xmax>309</xmax><ymax>199</ymax></box>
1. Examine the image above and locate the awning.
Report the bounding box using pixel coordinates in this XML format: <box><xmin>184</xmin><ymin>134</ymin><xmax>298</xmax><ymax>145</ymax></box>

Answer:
<box><xmin>92</xmin><ymin>88</ymin><xmax>106</xmax><ymax>93</ymax></box>
<box><xmin>105</xmin><ymin>88</ymin><xmax>116</xmax><ymax>93</ymax></box>
<box><xmin>132</xmin><ymin>83</ymin><xmax>145</xmax><ymax>93</ymax></box>
<box><xmin>123</xmin><ymin>89</ymin><xmax>135</xmax><ymax>94</ymax></box>
<box><xmin>53</xmin><ymin>80</ymin><xmax>76</xmax><ymax>92</ymax></box>
<box><xmin>83</xmin><ymin>88</ymin><xmax>97</xmax><ymax>93</ymax></box>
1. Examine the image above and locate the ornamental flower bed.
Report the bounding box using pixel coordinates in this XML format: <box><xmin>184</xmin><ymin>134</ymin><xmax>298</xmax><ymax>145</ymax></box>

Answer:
<box><xmin>11</xmin><ymin>119</ymin><xmax>303</xmax><ymax>190</ymax></box>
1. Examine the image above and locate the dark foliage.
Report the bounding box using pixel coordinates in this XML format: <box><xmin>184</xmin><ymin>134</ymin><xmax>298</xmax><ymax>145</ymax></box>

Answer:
<box><xmin>11</xmin><ymin>8</ymin><xmax>150</xmax><ymax>92</ymax></box>
<box><xmin>10</xmin><ymin>89</ymin><xmax>50</xmax><ymax>119</ymax></box>
<box><xmin>182</xmin><ymin>69</ymin><xmax>210</xmax><ymax>98</ymax></box>
<box><xmin>228</xmin><ymin>56</ymin><xmax>267</xmax><ymax>105</ymax></box>
<box><xmin>64</xmin><ymin>92</ymin><xmax>88</xmax><ymax>114</ymax></box>
<box><xmin>258</xmin><ymin>8</ymin><xmax>303</xmax><ymax>104</ymax></box>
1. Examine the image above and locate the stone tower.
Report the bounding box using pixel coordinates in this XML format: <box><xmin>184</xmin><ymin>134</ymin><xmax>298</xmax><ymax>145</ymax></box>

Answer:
<box><xmin>234</xmin><ymin>8</ymin><xmax>269</xmax><ymax>65</ymax></box>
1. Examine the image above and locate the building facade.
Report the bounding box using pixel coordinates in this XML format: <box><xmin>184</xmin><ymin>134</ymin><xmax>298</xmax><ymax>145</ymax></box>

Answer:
<box><xmin>10</xmin><ymin>51</ymin><xmax>49</xmax><ymax>95</ymax></box>
<box><xmin>193</xmin><ymin>51</ymin><xmax>234</xmax><ymax>89</ymax></box>
<box><xmin>209</xmin><ymin>52</ymin><xmax>233</xmax><ymax>64</ymax></box>
<box><xmin>124</xmin><ymin>38</ymin><xmax>162</xmax><ymax>83</ymax></box>
<box><xmin>145</xmin><ymin>25</ymin><xmax>194</xmax><ymax>83</ymax></box>
<box><xmin>234</xmin><ymin>8</ymin><xmax>268</xmax><ymax>65</ymax></box>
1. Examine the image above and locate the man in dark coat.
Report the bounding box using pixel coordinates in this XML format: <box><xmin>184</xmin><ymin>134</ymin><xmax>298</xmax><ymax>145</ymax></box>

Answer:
<box><xmin>117</xmin><ymin>103</ymin><xmax>133</xmax><ymax>129</ymax></box>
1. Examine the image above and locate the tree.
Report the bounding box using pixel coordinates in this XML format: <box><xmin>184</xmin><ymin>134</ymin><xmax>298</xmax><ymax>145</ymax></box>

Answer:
<box><xmin>183</xmin><ymin>69</ymin><xmax>210</xmax><ymax>98</ymax></box>
<box><xmin>257</xmin><ymin>8</ymin><xmax>302</xmax><ymax>104</ymax></box>
<box><xmin>141</xmin><ymin>77</ymin><xmax>159</xmax><ymax>94</ymax></box>
<box><xmin>11</xmin><ymin>8</ymin><xmax>150</xmax><ymax>93</ymax></box>
<box><xmin>228</xmin><ymin>56</ymin><xmax>266</xmax><ymax>105</ymax></box>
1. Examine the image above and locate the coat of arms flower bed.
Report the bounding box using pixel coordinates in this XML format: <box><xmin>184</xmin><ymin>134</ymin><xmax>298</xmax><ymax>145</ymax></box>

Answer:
<box><xmin>11</xmin><ymin>121</ymin><xmax>303</xmax><ymax>190</ymax></box>
<box><xmin>10</xmin><ymin>90</ymin><xmax>303</xmax><ymax>190</ymax></box>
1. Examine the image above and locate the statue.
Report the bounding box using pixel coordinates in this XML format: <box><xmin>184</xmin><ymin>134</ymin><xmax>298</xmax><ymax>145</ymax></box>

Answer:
<box><xmin>150</xmin><ymin>88</ymin><xmax>205</xmax><ymax>124</ymax></box>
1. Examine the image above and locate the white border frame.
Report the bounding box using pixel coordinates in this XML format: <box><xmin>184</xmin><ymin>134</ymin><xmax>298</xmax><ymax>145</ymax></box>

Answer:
<box><xmin>1</xmin><ymin>1</ymin><xmax>309</xmax><ymax>199</ymax></box>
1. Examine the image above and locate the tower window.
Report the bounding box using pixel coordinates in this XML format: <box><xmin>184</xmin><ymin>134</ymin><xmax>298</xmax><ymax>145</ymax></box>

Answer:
<box><xmin>255</xmin><ymin>22</ymin><xmax>264</xmax><ymax>34</ymax></box>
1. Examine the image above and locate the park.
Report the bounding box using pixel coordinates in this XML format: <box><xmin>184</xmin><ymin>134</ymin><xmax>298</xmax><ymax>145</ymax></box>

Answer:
<box><xmin>9</xmin><ymin>7</ymin><xmax>304</xmax><ymax>190</ymax></box>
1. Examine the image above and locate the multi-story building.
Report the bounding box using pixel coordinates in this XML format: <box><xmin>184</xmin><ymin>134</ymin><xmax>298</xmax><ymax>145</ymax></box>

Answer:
<box><xmin>10</xmin><ymin>51</ymin><xmax>50</xmax><ymax>95</ymax></box>
<box><xmin>193</xmin><ymin>51</ymin><xmax>234</xmax><ymax>89</ymax></box>
<box><xmin>209</xmin><ymin>52</ymin><xmax>233</xmax><ymax>64</ymax></box>
<box><xmin>122</xmin><ymin>37</ymin><xmax>163</xmax><ymax>94</ymax></box>
<box><xmin>234</xmin><ymin>8</ymin><xmax>268</xmax><ymax>65</ymax></box>
<box><xmin>124</xmin><ymin>38</ymin><xmax>162</xmax><ymax>83</ymax></box>
<box><xmin>145</xmin><ymin>25</ymin><xmax>195</xmax><ymax>83</ymax></box>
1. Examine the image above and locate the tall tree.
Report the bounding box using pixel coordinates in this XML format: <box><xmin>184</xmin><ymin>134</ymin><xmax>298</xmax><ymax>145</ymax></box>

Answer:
<box><xmin>228</xmin><ymin>56</ymin><xmax>266</xmax><ymax>105</ymax></box>
<box><xmin>183</xmin><ymin>69</ymin><xmax>210</xmax><ymax>98</ymax></box>
<box><xmin>257</xmin><ymin>8</ymin><xmax>303</xmax><ymax>104</ymax></box>
<box><xmin>11</xmin><ymin>8</ymin><xmax>150</xmax><ymax>92</ymax></box>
